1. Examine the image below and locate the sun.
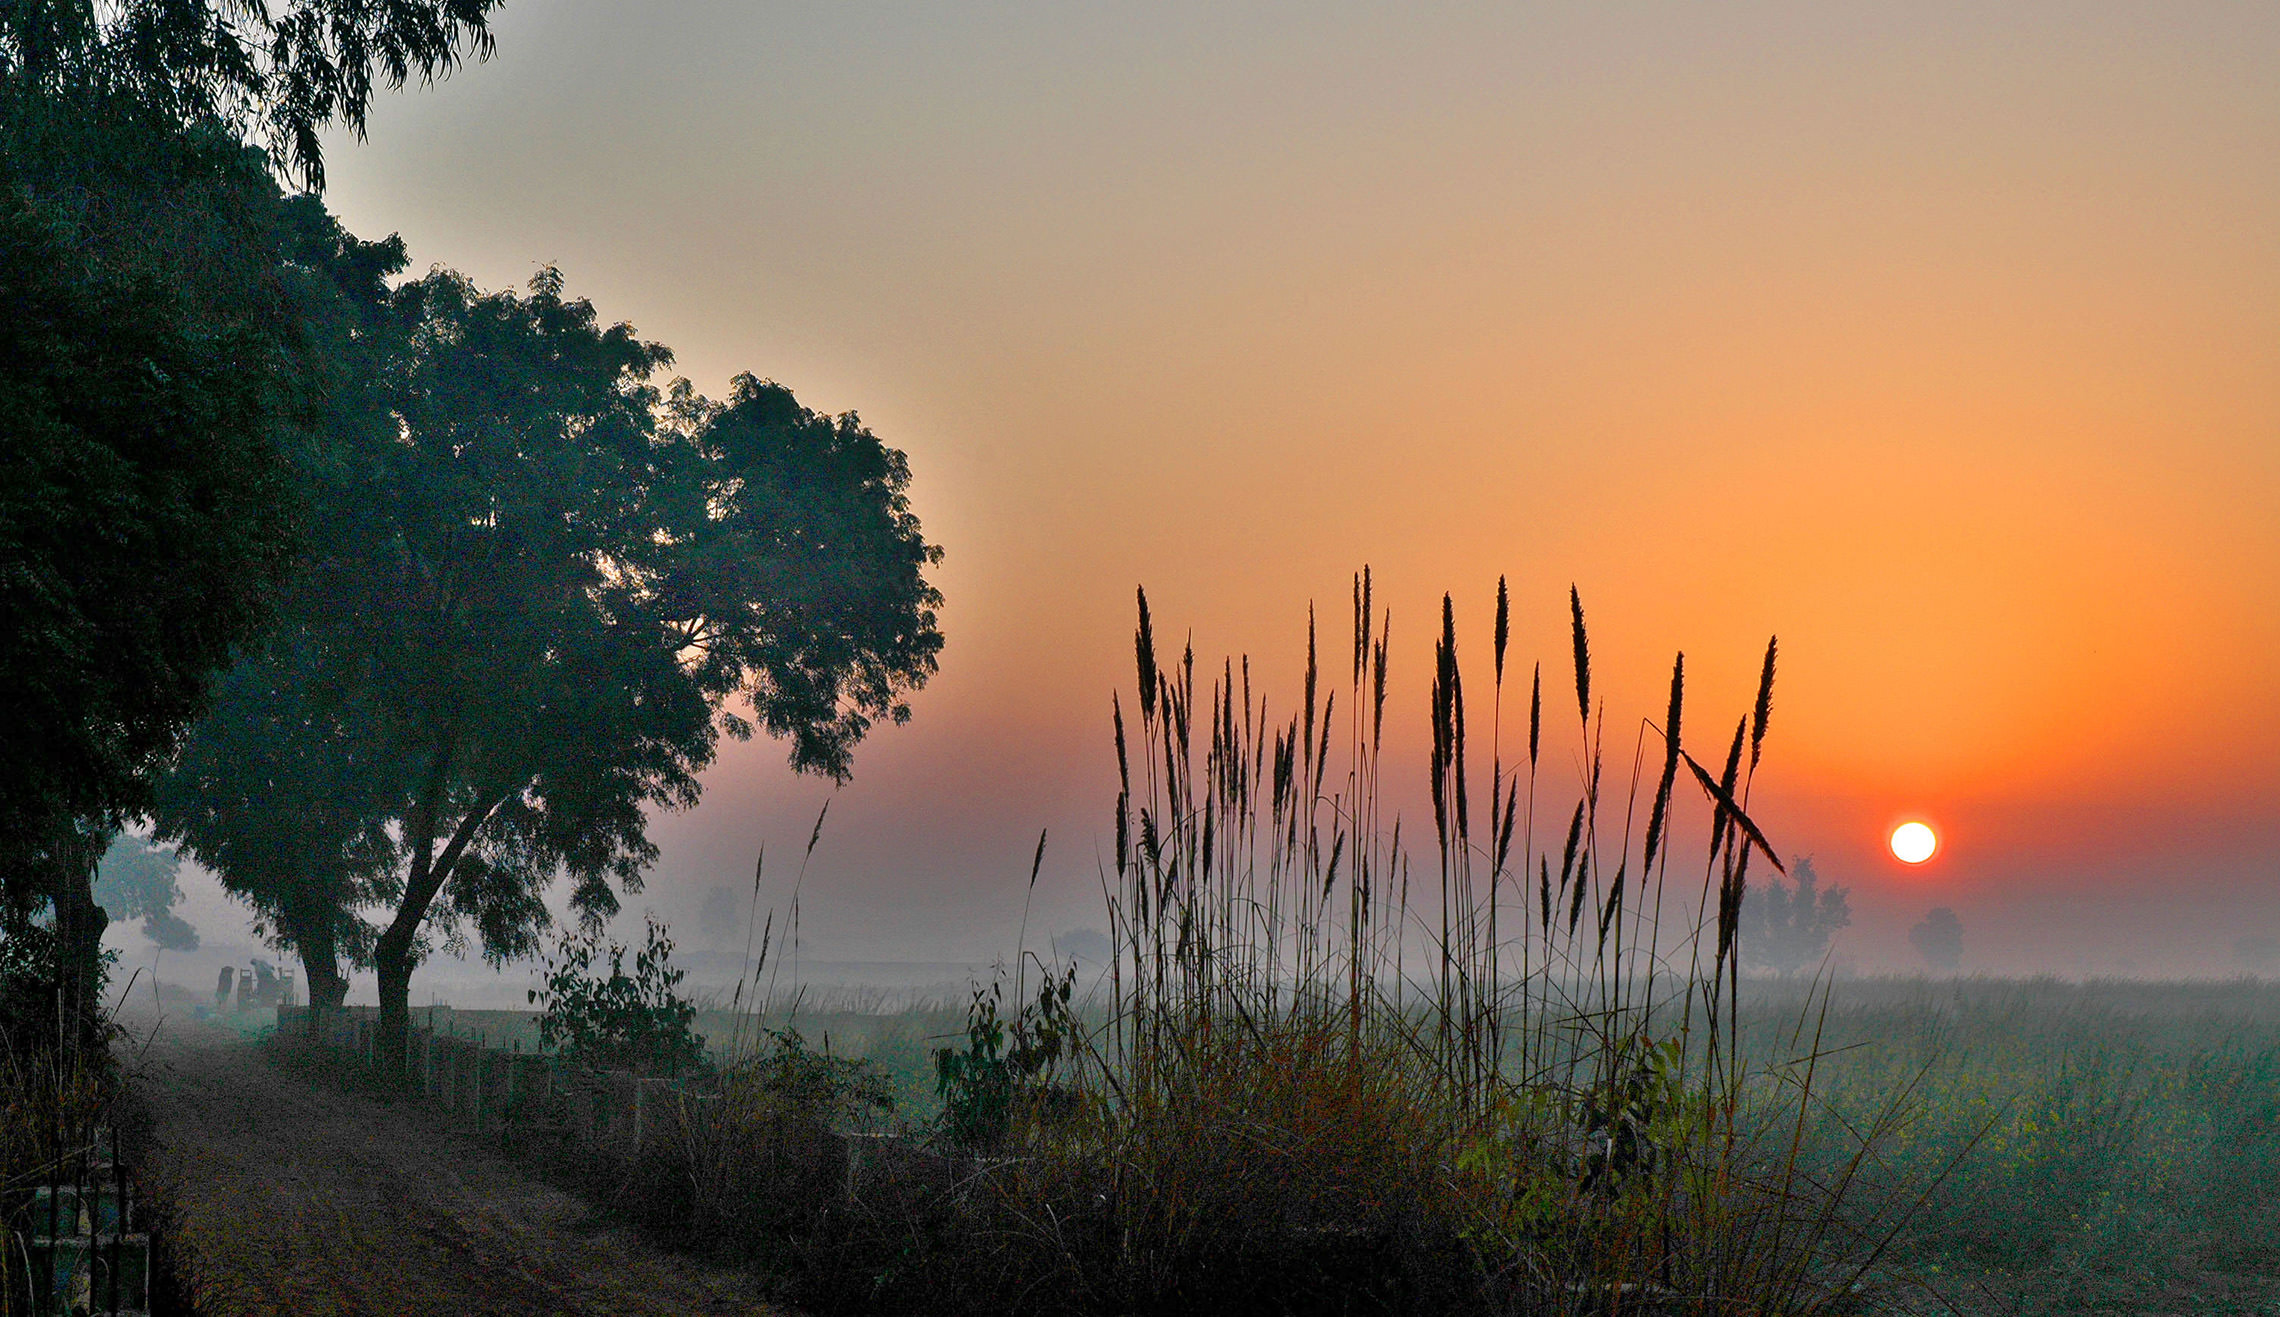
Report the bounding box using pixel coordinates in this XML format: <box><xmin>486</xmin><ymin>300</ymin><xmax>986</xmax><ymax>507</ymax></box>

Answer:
<box><xmin>1890</xmin><ymin>821</ymin><xmax>1938</xmax><ymax>865</ymax></box>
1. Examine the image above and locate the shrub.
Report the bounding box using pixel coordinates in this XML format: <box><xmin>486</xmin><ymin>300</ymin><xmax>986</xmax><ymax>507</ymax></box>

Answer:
<box><xmin>529</xmin><ymin>916</ymin><xmax>706</xmax><ymax>1077</ymax></box>
<box><xmin>933</xmin><ymin>965</ymin><xmax>1077</xmax><ymax>1152</ymax></box>
<box><xmin>1910</xmin><ymin>908</ymin><xmax>1964</xmax><ymax>973</ymax></box>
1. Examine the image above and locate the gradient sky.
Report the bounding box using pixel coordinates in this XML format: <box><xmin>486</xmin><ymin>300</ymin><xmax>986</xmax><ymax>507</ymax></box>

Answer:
<box><xmin>151</xmin><ymin>2</ymin><xmax>2280</xmax><ymax>987</ymax></box>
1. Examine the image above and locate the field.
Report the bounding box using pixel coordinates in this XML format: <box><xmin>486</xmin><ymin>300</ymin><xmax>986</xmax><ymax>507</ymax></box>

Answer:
<box><xmin>1763</xmin><ymin>975</ymin><xmax>2280</xmax><ymax>1315</ymax></box>
<box><xmin>368</xmin><ymin>973</ymin><xmax>2280</xmax><ymax>1315</ymax></box>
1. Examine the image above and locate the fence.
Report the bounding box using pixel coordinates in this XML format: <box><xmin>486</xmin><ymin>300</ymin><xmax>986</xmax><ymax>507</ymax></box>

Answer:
<box><xmin>275</xmin><ymin>1006</ymin><xmax>976</xmax><ymax>1212</ymax></box>
<box><xmin>278</xmin><ymin>1005</ymin><xmax>699</xmax><ymax>1160</ymax></box>
<box><xmin>4</xmin><ymin>1122</ymin><xmax>147</xmax><ymax>1317</ymax></box>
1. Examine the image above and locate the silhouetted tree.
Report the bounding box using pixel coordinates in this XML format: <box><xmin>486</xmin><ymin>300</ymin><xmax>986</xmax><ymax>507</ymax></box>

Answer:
<box><xmin>1910</xmin><ymin>907</ymin><xmax>1964</xmax><ymax>973</ymax></box>
<box><xmin>152</xmin><ymin>630</ymin><xmax>407</xmax><ymax>1011</ymax></box>
<box><xmin>148</xmin><ymin>202</ymin><xmax>420</xmax><ymax>1015</ymax></box>
<box><xmin>1739</xmin><ymin>856</ymin><xmax>1851</xmax><ymax>976</ymax></box>
<box><xmin>0</xmin><ymin>0</ymin><xmax>500</xmax><ymax>1035</ymax></box>
<box><xmin>93</xmin><ymin>833</ymin><xmax>198</xmax><ymax>952</ymax></box>
<box><xmin>199</xmin><ymin>268</ymin><xmax>943</xmax><ymax>1075</ymax></box>
<box><xmin>1051</xmin><ymin>928</ymin><xmax>1114</xmax><ymax>968</ymax></box>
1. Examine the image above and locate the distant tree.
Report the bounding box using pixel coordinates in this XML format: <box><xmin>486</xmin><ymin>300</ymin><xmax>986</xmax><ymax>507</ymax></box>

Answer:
<box><xmin>698</xmin><ymin>885</ymin><xmax>747</xmax><ymax>948</ymax></box>
<box><xmin>1051</xmin><ymin>928</ymin><xmax>1114</xmax><ymax>968</ymax></box>
<box><xmin>1910</xmin><ymin>907</ymin><xmax>1964</xmax><ymax>973</ymax></box>
<box><xmin>206</xmin><ymin>268</ymin><xmax>944</xmax><ymax>1075</ymax></box>
<box><xmin>92</xmin><ymin>834</ymin><xmax>198</xmax><ymax>952</ymax></box>
<box><xmin>1739</xmin><ymin>856</ymin><xmax>1851</xmax><ymax>976</ymax></box>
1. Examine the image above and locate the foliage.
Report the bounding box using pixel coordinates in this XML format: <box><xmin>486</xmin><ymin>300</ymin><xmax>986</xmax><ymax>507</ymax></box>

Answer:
<box><xmin>177</xmin><ymin>261</ymin><xmax>946</xmax><ymax>1071</ymax></box>
<box><xmin>0</xmin><ymin>0</ymin><xmax>500</xmax><ymax>1026</ymax></box>
<box><xmin>1574</xmin><ymin>1034</ymin><xmax>1692</xmax><ymax>1193</ymax></box>
<box><xmin>0</xmin><ymin>0</ymin><xmax>502</xmax><ymax>189</ymax></box>
<box><xmin>0</xmin><ymin>124</ymin><xmax>297</xmax><ymax>932</ymax></box>
<box><xmin>0</xmin><ymin>917</ymin><xmax>65</xmax><ymax>1054</ymax></box>
<box><xmin>1910</xmin><ymin>906</ymin><xmax>1964</xmax><ymax>972</ymax></box>
<box><xmin>741</xmin><ymin>1026</ymin><xmax>895</xmax><ymax>1127</ymax></box>
<box><xmin>1739</xmin><ymin>854</ymin><xmax>1851</xmax><ymax>975</ymax></box>
<box><xmin>92</xmin><ymin>833</ymin><xmax>197</xmax><ymax>951</ymax></box>
<box><xmin>932</xmin><ymin>964</ymin><xmax>1076</xmax><ymax>1151</ymax></box>
<box><xmin>530</xmin><ymin>917</ymin><xmax>707</xmax><ymax>1078</ymax></box>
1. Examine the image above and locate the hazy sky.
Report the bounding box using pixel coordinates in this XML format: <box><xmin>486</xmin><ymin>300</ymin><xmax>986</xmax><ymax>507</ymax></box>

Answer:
<box><xmin>158</xmin><ymin>2</ymin><xmax>2280</xmax><ymax>986</ymax></box>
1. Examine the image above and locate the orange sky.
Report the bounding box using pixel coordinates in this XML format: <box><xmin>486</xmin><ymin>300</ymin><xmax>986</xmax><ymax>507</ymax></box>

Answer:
<box><xmin>162</xmin><ymin>1</ymin><xmax>2280</xmax><ymax>980</ymax></box>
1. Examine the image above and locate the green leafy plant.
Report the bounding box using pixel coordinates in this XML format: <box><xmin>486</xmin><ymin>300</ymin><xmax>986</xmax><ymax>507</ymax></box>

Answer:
<box><xmin>529</xmin><ymin>916</ymin><xmax>706</xmax><ymax>1077</ymax></box>
<box><xmin>933</xmin><ymin>962</ymin><xmax>1077</xmax><ymax>1150</ymax></box>
<box><xmin>745</xmin><ymin>1026</ymin><xmax>896</xmax><ymax>1125</ymax></box>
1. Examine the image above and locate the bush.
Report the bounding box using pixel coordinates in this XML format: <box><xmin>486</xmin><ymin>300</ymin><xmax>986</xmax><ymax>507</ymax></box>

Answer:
<box><xmin>529</xmin><ymin>916</ymin><xmax>706</xmax><ymax>1077</ymax></box>
<box><xmin>649</xmin><ymin>1026</ymin><xmax>896</xmax><ymax>1257</ymax></box>
<box><xmin>933</xmin><ymin>965</ymin><xmax>1077</xmax><ymax>1152</ymax></box>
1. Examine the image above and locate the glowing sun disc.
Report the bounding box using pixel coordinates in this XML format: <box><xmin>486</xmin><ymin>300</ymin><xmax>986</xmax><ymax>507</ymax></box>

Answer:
<box><xmin>1890</xmin><ymin>821</ymin><xmax>1938</xmax><ymax>864</ymax></box>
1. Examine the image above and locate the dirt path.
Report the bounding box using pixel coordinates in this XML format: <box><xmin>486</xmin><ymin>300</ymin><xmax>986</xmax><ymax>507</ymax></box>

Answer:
<box><xmin>129</xmin><ymin>1014</ymin><xmax>791</xmax><ymax>1317</ymax></box>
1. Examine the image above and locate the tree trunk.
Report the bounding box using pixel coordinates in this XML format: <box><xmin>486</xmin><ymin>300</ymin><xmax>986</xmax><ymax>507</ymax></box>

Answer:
<box><xmin>296</xmin><ymin>919</ymin><xmax>348</xmax><ymax>1027</ymax></box>
<box><xmin>376</xmin><ymin>933</ymin><xmax>414</xmax><ymax>1076</ymax></box>
<box><xmin>48</xmin><ymin>836</ymin><xmax>109</xmax><ymax>1052</ymax></box>
<box><xmin>372</xmin><ymin>760</ymin><xmax>504</xmax><ymax>1080</ymax></box>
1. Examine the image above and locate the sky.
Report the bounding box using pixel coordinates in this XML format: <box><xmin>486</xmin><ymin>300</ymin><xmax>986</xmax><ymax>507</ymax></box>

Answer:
<box><xmin>140</xmin><ymin>2</ymin><xmax>2280</xmax><ymax>991</ymax></box>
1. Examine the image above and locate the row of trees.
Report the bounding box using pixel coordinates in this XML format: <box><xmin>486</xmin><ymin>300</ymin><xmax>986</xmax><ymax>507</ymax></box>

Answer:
<box><xmin>2</xmin><ymin>1</ymin><xmax>945</xmax><ymax>1069</ymax></box>
<box><xmin>1741</xmin><ymin>859</ymin><xmax>1963</xmax><ymax>974</ymax></box>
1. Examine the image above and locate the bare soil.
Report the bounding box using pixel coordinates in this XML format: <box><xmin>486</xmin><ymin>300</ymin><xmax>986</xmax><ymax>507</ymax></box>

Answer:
<box><xmin>126</xmin><ymin>1012</ymin><xmax>791</xmax><ymax>1317</ymax></box>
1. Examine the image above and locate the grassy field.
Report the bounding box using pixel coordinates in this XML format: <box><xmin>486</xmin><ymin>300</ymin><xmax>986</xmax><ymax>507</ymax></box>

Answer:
<box><xmin>1751</xmin><ymin>975</ymin><xmax>2280</xmax><ymax>1315</ymax></box>
<box><xmin>304</xmin><ymin>590</ymin><xmax>2280</xmax><ymax>1314</ymax></box>
<box><xmin>409</xmin><ymin>973</ymin><xmax>2280</xmax><ymax>1314</ymax></box>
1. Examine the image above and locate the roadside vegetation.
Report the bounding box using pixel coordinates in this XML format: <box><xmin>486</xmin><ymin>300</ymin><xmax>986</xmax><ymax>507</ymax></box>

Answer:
<box><xmin>452</xmin><ymin>952</ymin><xmax>2280</xmax><ymax>1314</ymax></box>
<box><xmin>450</xmin><ymin>579</ymin><xmax>1911</xmax><ymax>1315</ymax></box>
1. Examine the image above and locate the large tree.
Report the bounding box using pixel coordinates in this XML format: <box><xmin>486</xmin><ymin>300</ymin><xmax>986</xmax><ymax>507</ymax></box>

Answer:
<box><xmin>149</xmin><ymin>197</ymin><xmax>420</xmax><ymax>1015</ymax></box>
<box><xmin>0</xmin><ymin>0</ymin><xmax>500</xmax><ymax>1034</ymax></box>
<box><xmin>172</xmin><ymin>266</ymin><xmax>944</xmax><ymax>1071</ymax></box>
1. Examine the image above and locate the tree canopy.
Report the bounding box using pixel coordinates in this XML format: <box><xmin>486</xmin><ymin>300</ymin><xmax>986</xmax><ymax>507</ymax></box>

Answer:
<box><xmin>162</xmin><ymin>262</ymin><xmax>944</xmax><ymax>1066</ymax></box>
<box><xmin>0</xmin><ymin>0</ymin><xmax>502</xmax><ymax>1032</ymax></box>
<box><xmin>1739</xmin><ymin>856</ymin><xmax>1851</xmax><ymax>977</ymax></box>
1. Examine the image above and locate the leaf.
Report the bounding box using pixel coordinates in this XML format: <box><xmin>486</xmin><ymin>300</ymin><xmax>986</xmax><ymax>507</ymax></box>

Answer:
<box><xmin>1681</xmin><ymin>751</ymin><xmax>1787</xmax><ymax>874</ymax></box>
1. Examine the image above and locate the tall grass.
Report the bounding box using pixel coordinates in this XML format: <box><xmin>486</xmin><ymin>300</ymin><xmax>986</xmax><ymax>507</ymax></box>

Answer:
<box><xmin>913</xmin><ymin>574</ymin><xmax>1891</xmax><ymax>1313</ymax></box>
<box><xmin>621</xmin><ymin>575</ymin><xmax>1902</xmax><ymax>1314</ymax></box>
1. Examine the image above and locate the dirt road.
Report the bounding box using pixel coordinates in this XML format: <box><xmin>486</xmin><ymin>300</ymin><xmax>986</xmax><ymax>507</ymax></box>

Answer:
<box><xmin>130</xmin><ymin>1014</ymin><xmax>790</xmax><ymax>1317</ymax></box>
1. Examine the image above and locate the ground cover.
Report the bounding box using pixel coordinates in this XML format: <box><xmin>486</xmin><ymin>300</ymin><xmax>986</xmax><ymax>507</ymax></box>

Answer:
<box><xmin>1755</xmin><ymin>976</ymin><xmax>2280</xmax><ymax>1316</ymax></box>
<box><xmin>298</xmin><ymin>974</ymin><xmax>2280</xmax><ymax>1314</ymax></box>
<box><xmin>124</xmin><ymin>1011</ymin><xmax>792</xmax><ymax>1316</ymax></box>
